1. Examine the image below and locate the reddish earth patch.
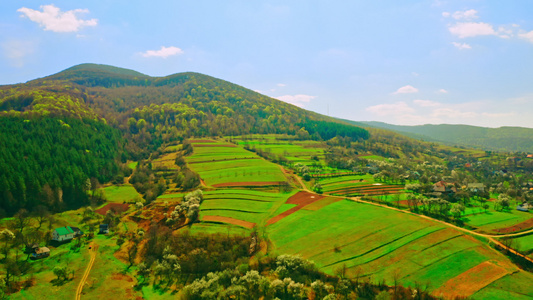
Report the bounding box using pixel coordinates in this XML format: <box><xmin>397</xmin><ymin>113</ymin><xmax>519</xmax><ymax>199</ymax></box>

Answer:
<box><xmin>212</xmin><ymin>181</ymin><xmax>286</xmax><ymax>188</ymax></box>
<box><xmin>193</xmin><ymin>144</ymin><xmax>236</xmax><ymax>147</ymax></box>
<box><xmin>267</xmin><ymin>192</ymin><xmax>326</xmax><ymax>226</ymax></box>
<box><xmin>487</xmin><ymin>198</ymin><xmax>497</xmax><ymax>202</ymax></box>
<box><xmin>202</xmin><ymin>215</ymin><xmax>256</xmax><ymax>229</ymax></box>
<box><xmin>287</xmin><ymin>191</ymin><xmax>326</xmax><ymax>205</ymax></box>
<box><xmin>494</xmin><ymin>217</ymin><xmax>533</xmax><ymax>233</ymax></box>
<box><xmin>397</xmin><ymin>200</ymin><xmax>424</xmax><ymax>206</ymax></box>
<box><xmin>189</xmin><ymin>139</ymin><xmax>216</xmax><ymax>143</ymax></box>
<box><xmin>433</xmin><ymin>261</ymin><xmax>509</xmax><ymax>299</ymax></box>
<box><xmin>95</xmin><ymin>203</ymin><xmax>130</xmax><ymax>216</ymax></box>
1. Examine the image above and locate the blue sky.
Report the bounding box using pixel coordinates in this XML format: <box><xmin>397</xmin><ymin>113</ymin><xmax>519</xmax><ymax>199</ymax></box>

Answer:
<box><xmin>1</xmin><ymin>1</ymin><xmax>533</xmax><ymax>128</ymax></box>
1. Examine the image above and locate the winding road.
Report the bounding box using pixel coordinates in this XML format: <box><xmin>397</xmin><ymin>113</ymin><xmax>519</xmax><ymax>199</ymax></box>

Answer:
<box><xmin>75</xmin><ymin>242</ymin><xmax>99</xmax><ymax>300</ymax></box>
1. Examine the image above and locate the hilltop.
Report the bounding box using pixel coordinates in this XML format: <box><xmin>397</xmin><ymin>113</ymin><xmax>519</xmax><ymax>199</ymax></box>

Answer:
<box><xmin>357</xmin><ymin>121</ymin><xmax>533</xmax><ymax>153</ymax></box>
<box><xmin>0</xmin><ymin>64</ymin><xmax>369</xmax><ymax>214</ymax></box>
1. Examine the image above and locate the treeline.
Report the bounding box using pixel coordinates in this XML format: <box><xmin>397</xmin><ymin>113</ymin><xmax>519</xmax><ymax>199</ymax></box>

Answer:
<box><xmin>0</xmin><ymin>116</ymin><xmax>122</xmax><ymax>214</ymax></box>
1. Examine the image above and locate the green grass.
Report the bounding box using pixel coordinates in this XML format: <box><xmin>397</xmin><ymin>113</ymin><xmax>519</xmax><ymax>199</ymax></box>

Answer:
<box><xmin>267</xmin><ymin>200</ymin><xmax>515</xmax><ymax>292</ymax></box>
<box><xmin>186</xmin><ymin>141</ymin><xmax>288</xmax><ymax>186</ymax></box>
<box><xmin>473</xmin><ymin>272</ymin><xmax>533</xmax><ymax>299</ymax></box>
<box><xmin>199</xmin><ymin>189</ymin><xmax>296</xmax><ymax>226</ymax></box>
<box><xmin>127</xmin><ymin>161</ymin><xmax>138</xmax><ymax>170</ymax></box>
<box><xmin>100</xmin><ymin>185</ymin><xmax>142</xmax><ymax>203</ymax></box>
<box><xmin>509</xmin><ymin>233</ymin><xmax>533</xmax><ymax>253</ymax></box>
<box><xmin>462</xmin><ymin>208</ymin><xmax>532</xmax><ymax>231</ymax></box>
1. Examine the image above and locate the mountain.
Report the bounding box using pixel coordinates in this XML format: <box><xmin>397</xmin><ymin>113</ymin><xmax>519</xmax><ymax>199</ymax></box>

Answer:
<box><xmin>0</xmin><ymin>64</ymin><xmax>370</xmax><ymax>214</ymax></box>
<box><xmin>354</xmin><ymin>121</ymin><xmax>533</xmax><ymax>153</ymax></box>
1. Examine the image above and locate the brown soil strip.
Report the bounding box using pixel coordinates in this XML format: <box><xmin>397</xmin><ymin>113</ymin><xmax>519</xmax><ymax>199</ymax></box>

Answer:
<box><xmin>493</xmin><ymin>217</ymin><xmax>533</xmax><ymax>233</ymax></box>
<box><xmin>95</xmin><ymin>203</ymin><xmax>130</xmax><ymax>216</ymax></box>
<box><xmin>212</xmin><ymin>181</ymin><xmax>286</xmax><ymax>188</ymax></box>
<box><xmin>202</xmin><ymin>215</ymin><xmax>256</xmax><ymax>229</ymax></box>
<box><xmin>433</xmin><ymin>261</ymin><xmax>509</xmax><ymax>299</ymax></box>
<box><xmin>267</xmin><ymin>192</ymin><xmax>326</xmax><ymax>225</ymax></box>
<box><xmin>189</xmin><ymin>139</ymin><xmax>216</xmax><ymax>143</ymax></box>
<box><xmin>397</xmin><ymin>200</ymin><xmax>423</xmax><ymax>206</ymax></box>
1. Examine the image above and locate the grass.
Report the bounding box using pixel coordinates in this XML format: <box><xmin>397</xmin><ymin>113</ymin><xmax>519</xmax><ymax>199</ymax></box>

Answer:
<box><xmin>473</xmin><ymin>272</ymin><xmax>533</xmax><ymax>299</ymax></box>
<box><xmin>462</xmin><ymin>208</ymin><xmax>532</xmax><ymax>231</ymax></box>
<box><xmin>100</xmin><ymin>185</ymin><xmax>142</xmax><ymax>203</ymax></box>
<box><xmin>267</xmin><ymin>199</ymin><xmax>517</xmax><ymax>292</ymax></box>
<box><xmin>198</xmin><ymin>189</ymin><xmax>296</xmax><ymax>226</ymax></box>
<box><xmin>186</xmin><ymin>141</ymin><xmax>288</xmax><ymax>186</ymax></box>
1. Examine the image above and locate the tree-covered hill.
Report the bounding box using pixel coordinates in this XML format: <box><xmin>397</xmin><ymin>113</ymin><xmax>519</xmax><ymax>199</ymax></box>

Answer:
<box><xmin>356</xmin><ymin>121</ymin><xmax>533</xmax><ymax>153</ymax></box>
<box><xmin>0</xmin><ymin>64</ymin><xmax>370</xmax><ymax>214</ymax></box>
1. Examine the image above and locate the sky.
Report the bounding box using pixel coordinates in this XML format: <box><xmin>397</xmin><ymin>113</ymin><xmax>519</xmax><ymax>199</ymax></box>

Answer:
<box><xmin>1</xmin><ymin>1</ymin><xmax>533</xmax><ymax>128</ymax></box>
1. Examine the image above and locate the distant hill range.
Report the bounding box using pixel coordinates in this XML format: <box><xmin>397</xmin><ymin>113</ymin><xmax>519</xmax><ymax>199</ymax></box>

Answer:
<box><xmin>351</xmin><ymin>121</ymin><xmax>533</xmax><ymax>153</ymax></box>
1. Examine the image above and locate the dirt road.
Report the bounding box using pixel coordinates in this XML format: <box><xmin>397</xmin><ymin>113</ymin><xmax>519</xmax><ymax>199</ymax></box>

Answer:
<box><xmin>75</xmin><ymin>242</ymin><xmax>99</xmax><ymax>300</ymax></box>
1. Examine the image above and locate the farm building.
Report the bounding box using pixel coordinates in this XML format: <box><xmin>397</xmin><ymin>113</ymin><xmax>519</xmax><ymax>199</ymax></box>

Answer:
<box><xmin>99</xmin><ymin>224</ymin><xmax>109</xmax><ymax>234</ymax></box>
<box><xmin>31</xmin><ymin>247</ymin><xmax>50</xmax><ymax>259</ymax></box>
<box><xmin>52</xmin><ymin>226</ymin><xmax>76</xmax><ymax>242</ymax></box>
<box><xmin>433</xmin><ymin>181</ymin><xmax>457</xmax><ymax>194</ymax></box>
<box><xmin>467</xmin><ymin>183</ymin><xmax>485</xmax><ymax>193</ymax></box>
<box><xmin>517</xmin><ymin>203</ymin><xmax>532</xmax><ymax>212</ymax></box>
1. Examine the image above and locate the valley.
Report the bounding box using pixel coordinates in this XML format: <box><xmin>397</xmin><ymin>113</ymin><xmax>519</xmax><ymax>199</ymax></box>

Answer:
<box><xmin>1</xmin><ymin>65</ymin><xmax>533</xmax><ymax>299</ymax></box>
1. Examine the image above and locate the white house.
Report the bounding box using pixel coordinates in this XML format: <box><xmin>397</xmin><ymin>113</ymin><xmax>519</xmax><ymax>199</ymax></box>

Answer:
<box><xmin>52</xmin><ymin>226</ymin><xmax>76</xmax><ymax>242</ymax></box>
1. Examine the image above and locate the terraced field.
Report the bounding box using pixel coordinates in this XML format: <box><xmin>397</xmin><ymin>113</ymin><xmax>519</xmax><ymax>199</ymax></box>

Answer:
<box><xmin>199</xmin><ymin>189</ymin><xmax>295</xmax><ymax>227</ymax></box>
<box><xmin>462</xmin><ymin>208</ymin><xmax>533</xmax><ymax>233</ymax></box>
<box><xmin>186</xmin><ymin>140</ymin><xmax>288</xmax><ymax>187</ymax></box>
<box><xmin>319</xmin><ymin>174</ymin><xmax>405</xmax><ymax>197</ymax></box>
<box><xmin>267</xmin><ymin>199</ymin><xmax>523</xmax><ymax>299</ymax></box>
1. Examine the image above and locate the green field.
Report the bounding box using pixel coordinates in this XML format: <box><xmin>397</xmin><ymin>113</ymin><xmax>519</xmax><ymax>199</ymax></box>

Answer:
<box><xmin>267</xmin><ymin>199</ymin><xmax>521</xmax><ymax>295</ymax></box>
<box><xmin>100</xmin><ymin>185</ymin><xmax>142</xmax><ymax>203</ymax></box>
<box><xmin>186</xmin><ymin>141</ymin><xmax>288</xmax><ymax>186</ymax></box>
<box><xmin>198</xmin><ymin>189</ymin><xmax>296</xmax><ymax>227</ymax></box>
<box><xmin>462</xmin><ymin>207</ymin><xmax>532</xmax><ymax>232</ymax></box>
<box><xmin>473</xmin><ymin>272</ymin><xmax>533</xmax><ymax>300</ymax></box>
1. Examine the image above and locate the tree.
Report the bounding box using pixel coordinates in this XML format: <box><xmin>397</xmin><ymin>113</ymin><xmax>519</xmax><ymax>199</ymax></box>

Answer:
<box><xmin>53</xmin><ymin>266</ymin><xmax>72</xmax><ymax>282</ymax></box>
<box><xmin>496</xmin><ymin>194</ymin><xmax>511</xmax><ymax>211</ymax></box>
<box><xmin>32</xmin><ymin>205</ymin><xmax>50</xmax><ymax>230</ymax></box>
<box><xmin>450</xmin><ymin>203</ymin><xmax>465</xmax><ymax>220</ymax></box>
<box><xmin>0</xmin><ymin>229</ymin><xmax>15</xmax><ymax>260</ymax></box>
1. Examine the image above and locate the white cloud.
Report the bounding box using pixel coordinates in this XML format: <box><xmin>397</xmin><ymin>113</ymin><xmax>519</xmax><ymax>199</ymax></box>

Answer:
<box><xmin>437</xmin><ymin>89</ymin><xmax>448</xmax><ymax>93</ymax></box>
<box><xmin>17</xmin><ymin>4</ymin><xmax>97</xmax><ymax>33</ymax></box>
<box><xmin>451</xmin><ymin>42</ymin><xmax>472</xmax><ymax>50</ymax></box>
<box><xmin>275</xmin><ymin>94</ymin><xmax>315</xmax><ymax>108</ymax></box>
<box><xmin>413</xmin><ymin>100</ymin><xmax>440</xmax><ymax>107</ymax></box>
<box><xmin>2</xmin><ymin>40</ymin><xmax>36</xmax><ymax>67</ymax></box>
<box><xmin>393</xmin><ymin>85</ymin><xmax>418</xmax><ymax>94</ymax></box>
<box><xmin>442</xmin><ymin>12</ymin><xmax>450</xmax><ymax>18</ymax></box>
<box><xmin>449</xmin><ymin>22</ymin><xmax>496</xmax><ymax>38</ymax></box>
<box><xmin>141</xmin><ymin>46</ymin><xmax>184</xmax><ymax>58</ymax></box>
<box><xmin>519</xmin><ymin>30</ymin><xmax>533</xmax><ymax>43</ymax></box>
<box><xmin>366</xmin><ymin>102</ymin><xmax>415</xmax><ymax>116</ymax></box>
<box><xmin>432</xmin><ymin>108</ymin><xmax>477</xmax><ymax>119</ymax></box>
<box><xmin>452</xmin><ymin>9</ymin><xmax>478</xmax><ymax>20</ymax></box>
<box><xmin>277</xmin><ymin>83</ymin><xmax>286</xmax><ymax>87</ymax></box>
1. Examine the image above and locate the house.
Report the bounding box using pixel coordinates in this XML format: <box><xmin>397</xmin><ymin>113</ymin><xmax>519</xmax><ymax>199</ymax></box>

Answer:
<box><xmin>433</xmin><ymin>181</ymin><xmax>457</xmax><ymax>194</ymax></box>
<box><xmin>99</xmin><ymin>224</ymin><xmax>109</xmax><ymax>234</ymax></box>
<box><xmin>31</xmin><ymin>247</ymin><xmax>50</xmax><ymax>259</ymax></box>
<box><xmin>467</xmin><ymin>183</ymin><xmax>485</xmax><ymax>193</ymax></box>
<box><xmin>70</xmin><ymin>226</ymin><xmax>84</xmax><ymax>237</ymax></box>
<box><xmin>517</xmin><ymin>203</ymin><xmax>532</xmax><ymax>212</ymax></box>
<box><xmin>52</xmin><ymin>226</ymin><xmax>76</xmax><ymax>242</ymax></box>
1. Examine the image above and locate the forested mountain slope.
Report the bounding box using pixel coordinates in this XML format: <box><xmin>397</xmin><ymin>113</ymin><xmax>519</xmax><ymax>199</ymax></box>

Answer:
<box><xmin>354</xmin><ymin>121</ymin><xmax>533</xmax><ymax>153</ymax></box>
<box><xmin>0</xmin><ymin>64</ymin><xmax>369</xmax><ymax>214</ymax></box>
